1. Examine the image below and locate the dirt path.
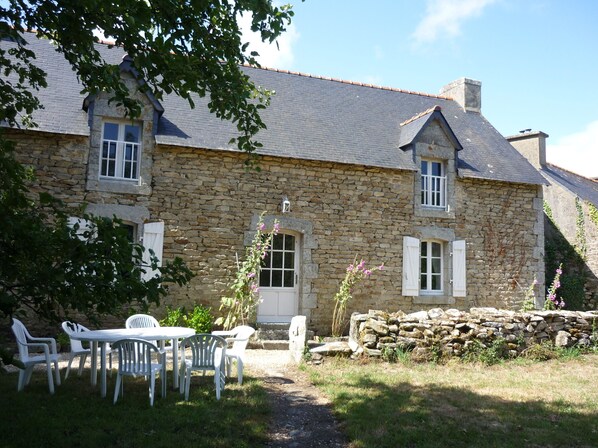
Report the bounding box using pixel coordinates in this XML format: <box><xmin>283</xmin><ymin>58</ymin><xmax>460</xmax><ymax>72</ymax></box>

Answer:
<box><xmin>244</xmin><ymin>350</ymin><xmax>349</xmax><ymax>448</ymax></box>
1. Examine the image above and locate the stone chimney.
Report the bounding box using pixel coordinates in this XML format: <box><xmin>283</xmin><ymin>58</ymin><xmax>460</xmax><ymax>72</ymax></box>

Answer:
<box><xmin>440</xmin><ymin>78</ymin><xmax>481</xmax><ymax>113</ymax></box>
<box><xmin>506</xmin><ymin>130</ymin><xmax>548</xmax><ymax>169</ymax></box>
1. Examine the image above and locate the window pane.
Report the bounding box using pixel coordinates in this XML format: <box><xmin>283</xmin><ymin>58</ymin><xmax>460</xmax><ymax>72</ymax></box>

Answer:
<box><xmin>261</xmin><ymin>253</ymin><xmax>271</xmax><ymax>269</ymax></box>
<box><xmin>432</xmin><ymin>275</ymin><xmax>441</xmax><ymax>290</ymax></box>
<box><xmin>101</xmin><ymin>160</ymin><xmax>108</xmax><ymax>176</ymax></box>
<box><xmin>272</xmin><ymin>251</ymin><xmax>283</xmax><ymax>269</ymax></box>
<box><xmin>421</xmin><ymin>161</ymin><xmax>428</xmax><ymax>175</ymax></box>
<box><xmin>431</xmin><ymin>162</ymin><xmax>442</xmax><ymax>176</ymax></box>
<box><xmin>284</xmin><ymin>253</ymin><xmax>294</xmax><ymax>269</ymax></box>
<box><xmin>420</xmin><ymin>242</ymin><xmax>427</xmax><ymax>256</ymax></box>
<box><xmin>124</xmin><ymin>124</ymin><xmax>140</xmax><ymax>142</ymax></box>
<box><xmin>420</xmin><ymin>274</ymin><xmax>427</xmax><ymax>289</ymax></box>
<box><xmin>432</xmin><ymin>242</ymin><xmax>441</xmax><ymax>257</ymax></box>
<box><xmin>432</xmin><ymin>258</ymin><xmax>441</xmax><ymax>274</ymax></box>
<box><xmin>259</xmin><ymin>270</ymin><xmax>270</xmax><ymax>287</ymax></box>
<box><xmin>420</xmin><ymin>257</ymin><xmax>427</xmax><ymax>274</ymax></box>
<box><xmin>107</xmin><ymin>160</ymin><xmax>115</xmax><ymax>177</ymax></box>
<box><xmin>284</xmin><ymin>270</ymin><xmax>294</xmax><ymax>287</ymax></box>
<box><xmin>273</xmin><ymin>234</ymin><xmax>283</xmax><ymax>250</ymax></box>
<box><xmin>271</xmin><ymin>270</ymin><xmax>282</xmax><ymax>287</ymax></box>
<box><xmin>103</xmin><ymin>122</ymin><xmax>118</xmax><ymax>140</ymax></box>
<box><xmin>124</xmin><ymin>161</ymin><xmax>132</xmax><ymax>178</ymax></box>
<box><xmin>284</xmin><ymin>234</ymin><xmax>295</xmax><ymax>249</ymax></box>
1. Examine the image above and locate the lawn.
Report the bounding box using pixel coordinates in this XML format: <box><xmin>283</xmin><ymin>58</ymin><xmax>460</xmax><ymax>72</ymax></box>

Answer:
<box><xmin>303</xmin><ymin>354</ymin><xmax>598</xmax><ymax>448</ymax></box>
<box><xmin>0</xmin><ymin>370</ymin><xmax>270</xmax><ymax>448</ymax></box>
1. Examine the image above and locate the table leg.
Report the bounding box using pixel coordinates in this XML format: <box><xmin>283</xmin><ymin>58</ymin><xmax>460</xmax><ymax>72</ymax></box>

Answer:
<box><xmin>173</xmin><ymin>338</ymin><xmax>179</xmax><ymax>389</ymax></box>
<box><xmin>90</xmin><ymin>341</ymin><xmax>98</xmax><ymax>386</ymax></box>
<box><xmin>100</xmin><ymin>342</ymin><xmax>107</xmax><ymax>398</ymax></box>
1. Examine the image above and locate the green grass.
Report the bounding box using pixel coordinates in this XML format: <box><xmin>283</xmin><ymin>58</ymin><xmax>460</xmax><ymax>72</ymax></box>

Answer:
<box><xmin>303</xmin><ymin>354</ymin><xmax>598</xmax><ymax>448</ymax></box>
<box><xmin>0</xmin><ymin>370</ymin><xmax>270</xmax><ymax>448</ymax></box>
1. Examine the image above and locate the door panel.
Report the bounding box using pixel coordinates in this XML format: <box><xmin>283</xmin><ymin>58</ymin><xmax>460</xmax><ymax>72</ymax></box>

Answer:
<box><xmin>258</xmin><ymin>233</ymin><xmax>299</xmax><ymax>323</ymax></box>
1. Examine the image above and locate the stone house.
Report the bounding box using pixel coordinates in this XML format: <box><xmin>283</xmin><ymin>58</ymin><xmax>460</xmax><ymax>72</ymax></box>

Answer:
<box><xmin>509</xmin><ymin>131</ymin><xmax>598</xmax><ymax>309</ymax></box>
<box><xmin>4</xmin><ymin>35</ymin><xmax>547</xmax><ymax>334</ymax></box>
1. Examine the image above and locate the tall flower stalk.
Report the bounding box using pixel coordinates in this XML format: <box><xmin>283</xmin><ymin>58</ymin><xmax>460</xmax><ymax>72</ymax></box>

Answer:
<box><xmin>331</xmin><ymin>258</ymin><xmax>384</xmax><ymax>337</ymax></box>
<box><xmin>544</xmin><ymin>263</ymin><xmax>565</xmax><ymax>310</ymax></box>
<box><xmin>216</xmin><ymin>213</ymin><xmax>279</xmax><ymax>330</ymax></box>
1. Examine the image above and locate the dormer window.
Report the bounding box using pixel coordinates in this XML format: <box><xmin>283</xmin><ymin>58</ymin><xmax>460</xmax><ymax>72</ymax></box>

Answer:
<box><xmin>100</xmin><ymin>121</ymin><xmax>141</xmax><ymax>181</ymax></box>
<box><xmin>421</xmin><ymin>159</ymin><xmax>446</xmax><ymax>208</ymax></box>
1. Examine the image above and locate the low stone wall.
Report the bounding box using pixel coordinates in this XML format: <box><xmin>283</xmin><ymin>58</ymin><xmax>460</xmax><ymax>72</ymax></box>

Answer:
<box><xmin>349</xmin><ymin>308</ymin><xmax>598</xmax><ymax>359</ymax></box>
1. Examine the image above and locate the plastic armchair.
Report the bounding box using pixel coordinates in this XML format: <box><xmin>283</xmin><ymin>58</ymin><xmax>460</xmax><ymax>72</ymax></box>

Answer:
<box><xmin>11</xmin><ymin>318</ymin><xmax>61</xmax><ymax>394</ymax></box>
<box><xmin>214</xmin><ymin>325</ymin><xmax>255</xmax><ymax>385</ymax></box>
<box><xmin>125</xmin><ymin>314</ymin><xmax>167</xmax><ymax>351</ymax></box>
<box><xmin>179</xmin><ymin>334</ymin><xmax>226</xmax><ymax>400</ymax></box>
<box><xmin>61</xmin><ymin>321</ymin><xmax>113</xmax><ymax>379</ymax></box>
<box><xmin>112</xmin><ymin>338</ymin><xmax>167</xmax><ymax>407</ymax></box>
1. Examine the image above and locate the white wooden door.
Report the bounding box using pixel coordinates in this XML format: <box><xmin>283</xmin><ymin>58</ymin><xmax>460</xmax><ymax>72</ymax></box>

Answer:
<box><xmin>257</xmin><ymin>233</ymin><xmax>299</xmax><ymax>323</ymax></box>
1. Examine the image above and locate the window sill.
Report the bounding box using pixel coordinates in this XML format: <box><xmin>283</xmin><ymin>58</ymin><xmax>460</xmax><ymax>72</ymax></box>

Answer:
<box><xmin>413</xmin><ymin>295</ymin><xmax>456</xmax><ymax>305</ymax></box>
<box><xmin>414</xmin><ymin>206</ymin><xmax>455</xmax><ymax>220</ymax></box>
<box><xmin>86</xmin><ymin>178</ymin><xmax>151</xmax><ymax>196</ymax></box>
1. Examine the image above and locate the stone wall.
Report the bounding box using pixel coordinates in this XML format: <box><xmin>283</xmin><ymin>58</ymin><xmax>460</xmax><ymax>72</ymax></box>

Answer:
<box><xmin>350</xmin><ymin>308</ymin><xmax>598</xmax><ymax>359</ymax></box>
<box><xmin>9</xmin><ymin>129</ymin><xmax>544</xmax><ymax>335</ymax></box>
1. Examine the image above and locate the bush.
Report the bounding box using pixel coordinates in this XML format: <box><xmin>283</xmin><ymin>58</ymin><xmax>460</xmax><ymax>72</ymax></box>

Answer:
<box><xmin>462</xmin><ymin>338</ymin><xmax>511</xmax><ymax>365</ymax></box>
<box><xmin>160</xmin><ymin>304</ymin><xmax>213</xmax><ymax>334</ymax></box>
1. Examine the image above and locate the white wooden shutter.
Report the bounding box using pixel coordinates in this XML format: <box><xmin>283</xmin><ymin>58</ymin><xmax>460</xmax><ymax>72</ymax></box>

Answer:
<box><xmin>402</xmin><ymin>236</ymin><xmax>420</xmax><ymax>296</ymax></box>
<box><xmin>142</xmin><ymin>222</ymin><xmax>164</xmax><ymax>281</ymax></box>
<box><xmin>67</xmin><ymin>217</ymin><xmax>95</xmax><ymax>241</ymax></box>
<box><xmin>452</xmin><ymin>239</ymin><xmax>466</xmax><ymax>297</ymax></box>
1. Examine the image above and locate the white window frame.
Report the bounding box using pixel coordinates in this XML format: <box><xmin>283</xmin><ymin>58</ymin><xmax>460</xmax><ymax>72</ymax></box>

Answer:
<box><xmin>421</xmin><ymin>159</ymin><xmax>447</xmax><ymax>208</ymax></box>
<box><xmin>100</xmin><ymin>121</ymin><xmax>142</xmax><ymax>181</ymax></box>
<box><xmin>420</xmin><ymin>239</ymin><xmax>444</xmax><ymax>294</ymax></box>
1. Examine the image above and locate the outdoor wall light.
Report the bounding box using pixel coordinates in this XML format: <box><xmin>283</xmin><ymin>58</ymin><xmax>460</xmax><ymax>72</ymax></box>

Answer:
<box><xmin>282</xmin><ymin>196</ymin><xmax>291</xmax><ymax>213</ymax></box>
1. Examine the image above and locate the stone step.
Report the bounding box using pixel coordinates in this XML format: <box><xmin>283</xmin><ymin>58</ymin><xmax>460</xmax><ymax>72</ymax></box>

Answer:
<box><xmin>248</xmin><ymin>339</ymin><xmax>289</xmax><ymax>350</ymax></box>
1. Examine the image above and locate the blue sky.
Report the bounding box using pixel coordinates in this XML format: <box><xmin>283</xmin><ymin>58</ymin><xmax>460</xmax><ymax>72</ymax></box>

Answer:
<box><xmin>243</xmin><ymin>0</ymin><xmax>598</xmax><ymax>178</ymax></box>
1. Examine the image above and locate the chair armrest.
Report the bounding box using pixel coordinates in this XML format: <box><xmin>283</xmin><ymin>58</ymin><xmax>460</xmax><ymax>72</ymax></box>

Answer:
<box><xmin>22</xmin><ymin>342</ymin><xmax>52</xmax><ymax>360</ymax></box>
<box><xmin>27</xmin><ymin>336</ymin><xmax>58</xmax><ymax>354</ymax></box>
<box><xmin>212</xmin><ymin>330</ymin><xmax>236</xmax><ymax>337</ymax></box>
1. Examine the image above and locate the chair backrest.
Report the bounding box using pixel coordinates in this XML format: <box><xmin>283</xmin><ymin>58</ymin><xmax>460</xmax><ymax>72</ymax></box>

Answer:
<box><xmin>61</xmin><ymin>321</ymin><xmax>90</xmax><ymax>352</ymax></box>
<box><xmin>181</xmin><ymin>334</ymin><xmax>226</xmax><ymax>369</ymax></box>
<box><xmin>112</xmin><ymin>338</ymin><xmax>159</xmax><ymax>376</ymax></box>
<box><xmin>126</xmin><ymin>314</ymin><xmax>160</xmax><ymax>329</ymax></box>
<box><xmin>230</xmin><ymin>325</ymin><xmax>256</xmax><ymax>352</ymax></box>
<box><xmin>11</xmin><ymin>318</ymin><xmax>32</xmax><ymax>362</ymax></box>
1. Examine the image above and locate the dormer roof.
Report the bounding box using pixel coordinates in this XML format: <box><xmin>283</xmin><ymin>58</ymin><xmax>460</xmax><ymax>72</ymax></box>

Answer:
<box><xmin>398</xmin><ymin>106</ymin><xmax>463</xmax><ymax>150</ymax></box>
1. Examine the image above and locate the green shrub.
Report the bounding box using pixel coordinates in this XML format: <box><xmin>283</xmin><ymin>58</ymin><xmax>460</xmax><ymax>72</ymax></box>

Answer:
<box><xmin>160</xmin><ymin>304</ymin><xmax>214</xmax><ymax>333</ymax></box>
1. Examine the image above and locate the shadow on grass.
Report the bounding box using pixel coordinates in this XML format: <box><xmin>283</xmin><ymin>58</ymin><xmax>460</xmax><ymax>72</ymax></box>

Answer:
<box><xmin>324</xmin><ymin>374</ymin><xmax>598</xmax><ymax>448</ymax></box>
<box><xmin>0</xmin><ymin>370</ymin><xmax>270</xmax><ymax>448</ymax></box>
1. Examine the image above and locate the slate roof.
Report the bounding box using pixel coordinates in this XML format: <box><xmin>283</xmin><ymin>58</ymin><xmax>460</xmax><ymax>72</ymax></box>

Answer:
<box><xmin>541</xmin><ymin>164</ymin><xmax>598</xmax><ymax>206</ymax></box>
<box><xmin>398</xmin><ymin>106</ymin><xmax>463</xmax><ymax>150</ymax></box>
<box><xmin>3</xmin><ymin>33</ymin><xmax>545</xmax><ymax>186</ymax></box>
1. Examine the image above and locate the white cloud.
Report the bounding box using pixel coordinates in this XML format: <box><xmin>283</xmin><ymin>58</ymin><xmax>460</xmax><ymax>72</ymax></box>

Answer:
<box><xmin>546</xmin><ymin>121</ymin><xmax>598</xmax><ymax>179</ymax></box>
<box><xmin>411</xmin><ymin>0</ymin><xmax>497</xmax><ymax>45</ymax></box>
<box><xmin>239</xmin><ymin>13</ymin><xmax>299</xmax><ymax>69</ymax></box>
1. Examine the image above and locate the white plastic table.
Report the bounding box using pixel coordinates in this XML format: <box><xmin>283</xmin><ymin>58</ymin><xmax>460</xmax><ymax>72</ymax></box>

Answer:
<box><xmin>71</xmin><ymin>326</ymin><xmax>195</xmax><ymax>398</ymax></box>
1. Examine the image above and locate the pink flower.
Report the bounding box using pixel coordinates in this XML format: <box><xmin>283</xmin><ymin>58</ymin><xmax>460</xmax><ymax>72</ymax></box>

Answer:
<box><xmin>364</xmin><ymin>269</ymin><xmax>372</xmax><ymax>277</ymax></box>
<box><xmin>357</xmin><ymin>260</ymin><xmax>366</xmax><ymax>270</ymax></box>
<box><xmin>378</xmin><ymin>264</ymin><xmax>385</xmax><ymax>271</ymax></box>
<box><xmin>347</xmin><ymin>264</ymin><xmax>354</xmax><ymax>272</ymax></box>
<box><xmin>273</xmin><ymin>222</ymin><xmax>280</xmax><ymax>233</ymax></box>
<box><xmin>532</xmin><ymin>278</ymin><xmax>538</xmax><ymax>285</ymax></box>
<box><xmin>247</xmin><ymin>272</ymin><xmax>256</xmax><ymax>278</ymax></box>
<box><xmin>258</xmin><ymin>222</ymin><xmax>266</xmax><ymax>231</ymax></box>
<box><xmin>556</xmin><ymin>268</ymin><xmax>562</xmax><ymax>275</ymax></box>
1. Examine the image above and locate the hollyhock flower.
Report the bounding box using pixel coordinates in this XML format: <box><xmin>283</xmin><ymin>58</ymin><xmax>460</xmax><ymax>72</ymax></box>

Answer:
<box><xmin>247</xmin><ymin>272</ymin><xmax>256</xmax><ymax>279</ymax></box>
<box><xmin>364</xmin><ymin>269</ymin><xmax>372</xmax><ymax>276</ymax></box>
<box><xmin>258</xmin><ymin>222</ymin><xmax>266</xmax><ymax>231</ymax></box>
<box><xmin>273</xmin><ymin>222</ymin><xmax>280</xmax><ymax>233</ymax></box>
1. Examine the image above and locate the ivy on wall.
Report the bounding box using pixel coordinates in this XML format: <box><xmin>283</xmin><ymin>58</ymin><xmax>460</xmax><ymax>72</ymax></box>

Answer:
<box><xmin>543</xmin><ymin>198</ymin><xmax>587</xmax><ymax>310</ymax></box>
<box><xmin>588</xmin><ymin>201</ymin><xmax>598</xmax><ymax>228</ymax></box>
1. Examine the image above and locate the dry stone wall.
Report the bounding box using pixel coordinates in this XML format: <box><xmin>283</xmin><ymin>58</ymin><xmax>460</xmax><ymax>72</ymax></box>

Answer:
<box><xmin>350</xmin><ymin>307</ymin><xmax>598</xmax><ymax>359</ymax></box>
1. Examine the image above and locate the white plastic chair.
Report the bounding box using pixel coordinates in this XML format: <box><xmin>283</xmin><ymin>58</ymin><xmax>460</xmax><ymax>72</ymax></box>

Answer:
<box><xmin>179</xmin><ymin>334</ymin><xmax>226</xmax><ymax>400</ymax></box>
<box><xmin>125</xmin><ymin>314</ymin><xmax>167</xmax><ymax>350</ymax></box>
<box><xmin>214</xmin><ymin>325</ymin><xmax>255</xmax><ymax>385</ymax></box>
<box><xmin>112</xmin><ymin>338</ymin><xmax>166</xmax><ymax>407</ymax></box>
<box><xmin>61</xmin><ymin>321</ymin><xmax>113</xmax><ymax>379</ymax></box>
<box><xmin>11</xmin><ymin>318</ymin><xmax>61</xmax><ymax>394</ymax></box>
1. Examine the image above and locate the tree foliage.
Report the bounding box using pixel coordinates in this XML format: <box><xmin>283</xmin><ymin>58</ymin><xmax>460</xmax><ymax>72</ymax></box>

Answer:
<box><xmin>1</xmin><ymin>0</ymin><xmax>295</xmax><ymax>155</ymax></box>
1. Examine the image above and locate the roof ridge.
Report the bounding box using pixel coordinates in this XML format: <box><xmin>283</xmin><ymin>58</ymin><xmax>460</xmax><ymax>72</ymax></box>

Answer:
<box><xmin>244</xmin><ymin>64</ymin><xmax>451</xmax><ymax>100</ymax></box>
<box><xmin>546</xmin><ymin>162</ymin><xmax>598</xmax><ymax>183</ymax></box>
<box><xmin>400</xmin><ymin>105</ymin><xmax>441</xmax><ymax>126</ymax></box>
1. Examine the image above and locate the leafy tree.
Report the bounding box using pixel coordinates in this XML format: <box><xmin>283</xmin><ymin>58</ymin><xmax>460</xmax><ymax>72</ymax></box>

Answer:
<box><xmin>1</xmin><ymin>0</ymin><xmax>295</xmax><ymax>155</ymax></box>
